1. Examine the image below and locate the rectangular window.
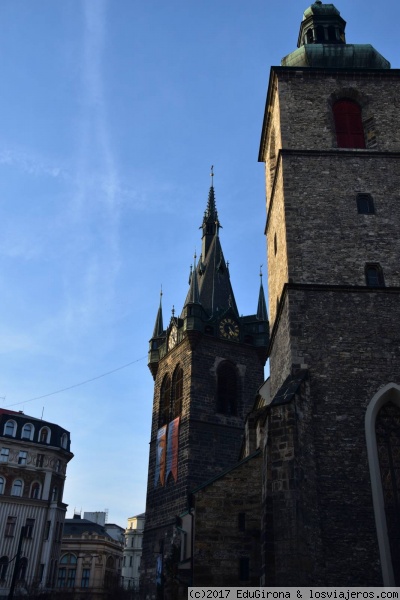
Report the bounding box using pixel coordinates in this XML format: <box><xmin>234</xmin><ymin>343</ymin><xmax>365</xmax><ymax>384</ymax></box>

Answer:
<box><xmin>67</xmin><ymin>569</ymin><xmax>76</xmax><ymax>588</ymax></box>
<box><xmin>37</xmin><ymin>454</ymin><xmax>44</xmax><ymax>467</ymax></box>
<box><xmin>238</xmin><ymin>512</ymin><xmax>246</xmax><ymax>531</ymax></box>
<box><xmin>239</xmin><ymin>557</ymin><xmax>250</xmax><ymax>581</ymax></box>
<box><xmin>57</xmin><ymin>567</ymin><xmax>66</xmax><ymax>588</ymax></box>
<box><xmin>18</xmin><ymin>451</ymin><xmax>28</xmax><ymax>465</ymax></box>
<box><xmin>5</xmin><ymin>516</ymin><xmax>17</xmax><ymax>537</ymax></box>
<box><xmin>45</xmin><ymin>521</ymin><xmax>51</xmax><ymax>540</ymax></box>
<box><xmin>0</xmin><ymin>448</ymin><xmax>9</xmax><ymax>463</ymax></box>
<box><xmin>130</xmin><ymin>556</ymin><xmax>133</xmax><ymax>567</ymax></box>
<box><xmin>25</xmin><ymin>518</ymin><xmax>35</xmax><ymax>538</ymax></box>
<box><xmin>81</xmin><ymin>569</ymin><xmax>90</xmax><ymax>588</ymax></box>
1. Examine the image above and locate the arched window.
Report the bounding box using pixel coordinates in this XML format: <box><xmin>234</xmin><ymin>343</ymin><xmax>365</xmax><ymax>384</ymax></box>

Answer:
<box><xmin>365</xmin><ymin>263</ymin><xmax>385</xmax><ymax>288</ymax></box>
<box><xmin>105</xmin><ymin>556</ymin><xmax>116</xmax><ymax>588</ymax></box>
<box><xmin>30</xmin><ymin>482</ymin><xmax>41</xmax><ymax>499</ymax></box>
<box><xmin>357</xmin><ymin>193</ymin><xmax>375</xmax><ymax>214</ymax></box>
<box><xmin>58</xmin><ymin>554</ymin><xmax>77</xmax><ymax>588</ymax></box>
<box><xmin>217</xmin><ymin>361</ymin><xmax>238</xmax><ymax>416</ymax></box>
<box><xmin>375</xmin><ymin>401</ymin><xmax>400</xmax><ymax>585</ymax></box>
<box><xmin>306</xmin><ymin>28</ymin><xmax>313</xmax><ymax>44</ymax></box>
<box><xmin>61</xmin><ymin>433</ymin><xmax>68</xmax><ymax>449</ymax></box>
<box><xmin>51</xmin><ymin>486</ymin><xmax>58</xmax><ymax>502</ymax></box>
<box><xmin>0</xmin><ymin>557</ymin><xmax>8</xmax><ymax>581</ymax></box>
<box><xmin>172</xmin><ymin>367</ymin><xmax>183</xmax><ymax>418</ymax></box>
<box><xmin>21</xmin><ymin>423</ymin><xmax>34</xmax><ymax>440</ymax></box>
<box><xmin>0</xmin><ymin>477</ymin><xmax>4</xmax><ymax>494</ymax></box>
<box><xmin>11</xmin><ymin>479</ymin><xmax>23</xmax><ymax>497</ymax></box>
<box><xmin>333</xmin><ymin>99</ymin><xmax>366</xmax><ymax>148</ymax></box>
<box><xmin>4</xmin><ymin>420</ymin><xmax>16</xmax><ymax>437</ymax></box>
<box><xmin>18</xmin><ymin>557</ymin><xmax>28</xmax><ymax>581</ymax></box>
<box><xmin>159</xmin><ymin>375</ymin><xmax>171</xmax><ymax>426</ymax></box>
<box><xmin>366</xmin><ymin>384</ymin><xmax>400</xmax><ymax>585</ymax></box>
<box><xmin>39</xmin><ymin>427</ymin><xmax>50</xmax><ymax>444</ymax></box>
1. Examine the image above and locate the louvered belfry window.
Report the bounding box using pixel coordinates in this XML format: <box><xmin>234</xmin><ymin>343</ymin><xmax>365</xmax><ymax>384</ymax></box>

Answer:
<box><xmin>333</xmin><ymin>99</ymin><xmax>366</xmax><ymax>148</ymax></box>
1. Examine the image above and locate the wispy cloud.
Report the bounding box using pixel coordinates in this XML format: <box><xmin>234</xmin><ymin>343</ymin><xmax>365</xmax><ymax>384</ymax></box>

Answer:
<box><xmin>0</xmin><ymin>147</ymin><xmax>63</xmax><ymax>179</ymax></box>
<box><xmin>61</xmin><ymin>0</ymin><xmax>121</xmax><ymax>332</ymax></box>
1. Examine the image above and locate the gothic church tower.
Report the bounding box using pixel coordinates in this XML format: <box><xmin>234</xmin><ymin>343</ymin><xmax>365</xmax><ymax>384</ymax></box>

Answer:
<box><xmin>141</xmin><ymin>176</ymin><xmax>268</xmax><ymax>596</ymax></box>
<box><xmin>259</xmin><ymin>1</ymin><xmax>400</xmax><ymax>586</ymax></box>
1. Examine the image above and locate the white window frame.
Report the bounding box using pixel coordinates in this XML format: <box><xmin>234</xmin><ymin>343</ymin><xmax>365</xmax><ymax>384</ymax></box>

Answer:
<box><xmin>11</xmin><ymin>479</ymin><xmax>23</xmax><ymax>497</ymax></box>
<box><xmin>4</xmin><ymin>420</ymin><xmax>16</xmax><ymax>437</ymax></box>
<box><xmin>18</xmin><ymin>451</ymin><xmax>28</xmax><ymax>465</ymax></box>
<box><xmin>0</xmin><ymin>448</ymin><xmax>9</xmax><ymax>463</ymax></box>
<box><xmin>21</xmin><ymin>423</ymin><xmax>34</xmax><ymax>440</ymax></box>
<box><xmin>39</xmin><ymin>427</ymin><xmax>51</xmax><ymax>444</ymax></box>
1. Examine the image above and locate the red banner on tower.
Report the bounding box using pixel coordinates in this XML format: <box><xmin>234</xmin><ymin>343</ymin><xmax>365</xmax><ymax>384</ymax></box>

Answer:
<box><xmin>166</xmin><ymin>416</ymin><xmax>180</xmax><ymax>482</ymax></box>
<box><xmin>154</xmin><ymin>425</ymin><xmax>167</xmax><ymax>487</ymax></box>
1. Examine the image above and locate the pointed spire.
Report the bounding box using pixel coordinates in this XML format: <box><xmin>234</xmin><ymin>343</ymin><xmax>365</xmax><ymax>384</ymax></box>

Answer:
<box><xmin>152</xmin><ymin>287</ymin><xmax>164</xmax><ymax>338</ymax></box>
<box><xmin>257</xmin><ymin>267</ymin><xmax>268</xmax><ymax>321</ymax></box>
<box><xmin>201</xmin><ymin>166</ymin><xmax>221</xmax><ymax>259</ymax></box>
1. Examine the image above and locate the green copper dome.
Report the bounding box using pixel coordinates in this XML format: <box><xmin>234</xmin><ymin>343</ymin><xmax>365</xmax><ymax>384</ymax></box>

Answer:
<box><xmin>282</xmin><ymin>1</ymin><xmax>390</xmax><ymax>69</ymax></box>
<box><xmin>303</xmin><ymin>2</ymin><xmax>340</xmax><ymax>19</ymax></box>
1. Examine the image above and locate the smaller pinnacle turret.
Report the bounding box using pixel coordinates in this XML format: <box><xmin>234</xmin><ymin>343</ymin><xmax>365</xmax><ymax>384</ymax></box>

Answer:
<box><xmin>152</xmin><ymin>288</ymin><xmax>164</xmax><ymax>338</ymax></box>
<box><xmin>186</xmin><ymin>252</ymin><xmax>200</xmax><ymax>305</ymax></box>
<box><xmin>257</xmin><ymin>268</ymin><xmax>268</xmax><ymax>322</ymax></box>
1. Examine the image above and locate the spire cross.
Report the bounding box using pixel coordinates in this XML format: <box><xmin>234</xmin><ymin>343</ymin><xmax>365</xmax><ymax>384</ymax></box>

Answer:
<box><xmin>260</xmin><ymin>264</ymin><xmax>263</xmax><ymax>279</ymax></box>
<box><xmin>210</xmin><ymin>165</ymin><xmax>214</xmax><ymax>187</ymax></box>
<box><xmin>172</xmin><ymin>305</ymin><xmax>175</xmax><ymax>317</ymax></box>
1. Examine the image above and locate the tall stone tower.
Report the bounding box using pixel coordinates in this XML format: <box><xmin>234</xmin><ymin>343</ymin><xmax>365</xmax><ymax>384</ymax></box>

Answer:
<box><xmin>259</xmin><ymin>1</ymin><xmax>400</xmax><ymax>587</ymax></box>
<box><xmin>141</xmin><ymin>175</ymin><xmax>268</xmax><ymax>597</ymax></box>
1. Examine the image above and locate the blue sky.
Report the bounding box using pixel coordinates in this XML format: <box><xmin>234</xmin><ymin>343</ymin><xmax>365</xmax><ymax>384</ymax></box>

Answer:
<box><xmin>1</xmin><ymin>0</ymin><xmax>399</xmax><ymax>526</ymax></box>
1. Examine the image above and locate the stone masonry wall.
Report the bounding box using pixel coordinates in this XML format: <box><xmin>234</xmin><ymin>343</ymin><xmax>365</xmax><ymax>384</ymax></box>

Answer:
<box><xmin>268</xmin><ymin>287</ymin><xmax>400</xmax><ymax>585</ymax></box>
<box><xmin>142</xmin><ymin>332</ymin><xmax>265</xmax><ymax>596</ymax></box>
<box><xmin>193</xmin><ymin>452</ymin><xmax>262</xmax><ymax>586</ymax></box>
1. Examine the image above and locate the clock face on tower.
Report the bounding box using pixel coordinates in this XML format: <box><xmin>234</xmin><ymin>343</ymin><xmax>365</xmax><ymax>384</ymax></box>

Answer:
<box><xmin>168</xmin><ymin>325</ymin><xmax>178</xmax><ymax>350</ymax></box>
<box><xmin>219</xmin><ymin>317</ymin><xmax>239</xmax><ymax>340</ymax></box>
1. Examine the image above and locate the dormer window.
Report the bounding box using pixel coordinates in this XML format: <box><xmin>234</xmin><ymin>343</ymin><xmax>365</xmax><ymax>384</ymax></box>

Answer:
<box><xmin>39</xmin><ymin>427</ymin><xmax>51</xmax><ymax>444</ymax></box>
<box><xmin>4</xmin><ymin>420</ymin><xmax>16</xmax><ymax>437</ymax></box>
<box><xmin>22</xmin><ymin>423</ymin><xmax>34</xmax><ymax>440</ymax></box>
